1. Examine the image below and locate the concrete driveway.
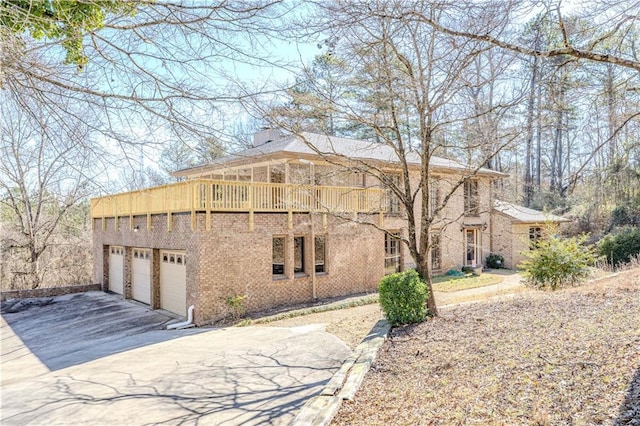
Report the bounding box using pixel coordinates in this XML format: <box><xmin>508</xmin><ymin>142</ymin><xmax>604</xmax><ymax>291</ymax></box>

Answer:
<box><xmin>0</xmin><ymin>292</ymin><xmax>351</xmax><ymax>425</ymax></box>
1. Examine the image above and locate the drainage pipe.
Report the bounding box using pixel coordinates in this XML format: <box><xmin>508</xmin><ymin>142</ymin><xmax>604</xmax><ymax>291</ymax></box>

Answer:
<box><xmin>167</xmin><ymin>305</ymin><xmax>195</xmax><ymax>330</ymax></box>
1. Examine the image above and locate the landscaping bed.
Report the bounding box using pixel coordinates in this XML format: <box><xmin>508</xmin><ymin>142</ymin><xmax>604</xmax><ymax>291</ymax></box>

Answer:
<box><xmin>334</xmin><ymin>269</ymin><xmax>640</xmax><ymax>425</ymax></box>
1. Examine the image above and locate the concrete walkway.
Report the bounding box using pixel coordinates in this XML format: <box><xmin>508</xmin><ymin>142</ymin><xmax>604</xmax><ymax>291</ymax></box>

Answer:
<box><xmin>1</xmin><ymin>292</ymin><xmax>351</xmax><ymax>425</ymax></box>
<box><xmin>435</xmin><ymin>269</ymin><xmax>526</xmax><ymax>306</ymax></box>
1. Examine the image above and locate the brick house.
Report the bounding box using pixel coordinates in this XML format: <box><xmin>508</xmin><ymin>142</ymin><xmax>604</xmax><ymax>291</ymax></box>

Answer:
<box><xmin>492</xmin><ymin>200</ymin><xmax>571</xmax><ymax>268</ymax></box>
<box><xmin>91</xmin><ymin>131</ymin><xmax>560</xmax><ymax>324</ymax></box>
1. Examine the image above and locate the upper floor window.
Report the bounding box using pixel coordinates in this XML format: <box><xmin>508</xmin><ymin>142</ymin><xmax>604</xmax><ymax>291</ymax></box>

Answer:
<box><xmin>429</xmin><ymin>179</ymin><xmax>440</xmax><ymax>217</ymax></box>
<box><xmin>387</xmin><ymin>174</ymin><xmax>401</xmax><ymax>214</ymax></box>
<box><xmin>464</xmin><ymin>179</ymin><xmax>479</xmax><ymax>216</ymax></box>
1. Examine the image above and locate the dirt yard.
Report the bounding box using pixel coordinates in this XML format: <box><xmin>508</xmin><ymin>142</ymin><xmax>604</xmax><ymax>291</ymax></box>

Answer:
<box><xmin>333</xmin><ymin>269</ymin><xmax>640</xmax><ymax>425</ymax></box>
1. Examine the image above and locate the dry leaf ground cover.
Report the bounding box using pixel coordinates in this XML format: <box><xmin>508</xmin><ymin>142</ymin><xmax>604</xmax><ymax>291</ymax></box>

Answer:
<box><xmin>334</xmin><ymin>269</ymin><xmax>640</xmax><ymax>425</ymax></box>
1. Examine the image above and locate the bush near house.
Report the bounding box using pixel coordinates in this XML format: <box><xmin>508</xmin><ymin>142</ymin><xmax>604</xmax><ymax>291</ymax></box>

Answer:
<box><xmin>521</xmin><ymin>231</ymin><xmax>597</xmax><ymax>290</ymax></box>
<box><xmin>598</xmin><ymin>226</ymin><xmax>640</xmax><ymax>266</ymax></box>
<box><xmin>485</xmin><ymin>253</ymin><xmax>504</xmax><ymax>269</ymax></box>
<box><xmin>379</xmin><ymin>269</ymin><xmax>429</xmax><ymax>326</ymax></box>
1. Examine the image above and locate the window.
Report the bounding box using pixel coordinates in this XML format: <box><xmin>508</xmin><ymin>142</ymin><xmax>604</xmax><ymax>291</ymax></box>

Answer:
<box><xmin>384</xmin><ymin>232</ymin><xmax>401</xmax><ymax>275</ymax></box>
<box><xmin>464</xmin><ymin>179</ymin><xmax>479</xmax><ymax>216</ymax></box>
<box><xmin>431</xmin><ymin>233</ymin><xmax>441</xmax><ymax>271</ymax></box>
<box><xmin>294</xmin><ymin>236</ymin><xmax>305</xmax><ymax>274</ymax></box>
<box><xmin>429</xmin><ymin>179</ymin><xmax>440</xmax><ymax>217</ymax></box>
<box><xmin>387</xmin><ymin>174</ymin><xmax>401</xmax><ymax>214</ymax></box>
<box><xmin>353</xmin><ymin>172</ymin><xmax>366</xmax><ymax>187</ymax></box>
<box><xmin>315</xmin><ymin>236</ymin><xmax>326</xmax><ymax>273</ymax></box>
<box><xmin>272</xmin><ymin>237</ymin><xmax>285</xmax><ymax>276</ymax></box>
<box><xmin>529</xmin><ymin>227</ymin><xmax>543</xmax><ymax>249</ymax></box>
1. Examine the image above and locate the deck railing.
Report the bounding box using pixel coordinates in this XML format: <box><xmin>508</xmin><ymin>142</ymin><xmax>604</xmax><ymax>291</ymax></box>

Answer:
<box><xmin>90</xmin><ymin>179</ymin><xmax>387</xmax><ymax>219</ymax></box>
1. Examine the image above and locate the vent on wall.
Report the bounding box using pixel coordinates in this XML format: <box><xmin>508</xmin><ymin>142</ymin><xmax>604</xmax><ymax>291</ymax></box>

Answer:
<box><xmin>253</xmin><ymin>128</ymin><xmax>280</xmax><ymax>147</ymax></box>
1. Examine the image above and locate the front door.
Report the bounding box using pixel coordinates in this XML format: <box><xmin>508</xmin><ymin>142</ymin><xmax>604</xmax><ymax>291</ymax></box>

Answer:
<box><xmin>465</xmin><ymin>229</ymin><xmax>481</xmax><ymax>267</ymax></box>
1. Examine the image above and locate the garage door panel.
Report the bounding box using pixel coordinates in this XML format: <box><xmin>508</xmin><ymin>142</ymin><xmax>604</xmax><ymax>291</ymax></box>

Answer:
<box><xmin>108</xmin><ymin>246</ymin><xmax>124</xmax><ymax>295</ymax></box>
<box><xmin>132</xmin><ymin>248</ymin><xmax>151</xmax><ymax>304</ymax></box>
<box><xmin>160</xmin><ymin>250</ymin><xmax>186</xmax><ymax>316</ymax></box>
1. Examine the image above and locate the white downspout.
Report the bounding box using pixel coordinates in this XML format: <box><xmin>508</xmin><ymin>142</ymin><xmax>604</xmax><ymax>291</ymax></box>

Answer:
<box><xmin>167</xmin><ymin>305</ymin><xmax>195</xmax><ymax>330</ymax></box>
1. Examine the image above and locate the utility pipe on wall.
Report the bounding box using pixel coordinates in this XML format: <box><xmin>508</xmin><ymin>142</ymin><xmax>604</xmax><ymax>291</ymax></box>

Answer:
<box><xmin>167</xmin><ymin>305</ymin><xmax>195</xmax><ymax>329</ymax></box>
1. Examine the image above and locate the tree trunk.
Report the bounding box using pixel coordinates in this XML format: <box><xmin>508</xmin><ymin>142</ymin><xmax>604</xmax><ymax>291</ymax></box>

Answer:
<box><xmin>416</xmin><ymin>258</ymin><xmax>438</xmax><ymax>317</ymax></box>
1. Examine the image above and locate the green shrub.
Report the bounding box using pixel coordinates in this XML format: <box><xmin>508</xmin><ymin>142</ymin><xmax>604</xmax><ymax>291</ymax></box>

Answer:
<box><xmin>521</xmin><ymin>231</ymin><xmax>596</xmax><ymax>290</ymax></box>
<box><xmin>378</xmin><ymin>269</ymin><xmax>429</xmax><ymax>325</ymax></box>
<box><xmin>610</xmin><ymin>204</ymin><xmax>640</xmax><ymax>228</ymax></box>
<box><xmin>598</xmin><ymin>226</ymin><xmax>640</xmax><ymax>266</ymax></box>
<box><xmin>486</xmin><ymin>253</ymin><xmax>504</xmax><ymax>269</ymax></box>
<box><xmin>225</xmin><ymin>294</ymin><xmax>247</xmax><ymax>319</ymax></box>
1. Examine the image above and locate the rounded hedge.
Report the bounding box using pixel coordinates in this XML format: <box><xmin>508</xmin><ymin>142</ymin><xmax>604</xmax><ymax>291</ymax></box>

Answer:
<box><xmin>379</xmin><ymin>269</ymin><xmax>429</xmax><ymax>326</ymax></box>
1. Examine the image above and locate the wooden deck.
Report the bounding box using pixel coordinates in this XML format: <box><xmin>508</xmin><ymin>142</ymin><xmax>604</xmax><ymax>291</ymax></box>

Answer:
<box><xmin>91</xmin><ymin>179</ymin><xmax>387</xmax><ymax>231</ymax></box>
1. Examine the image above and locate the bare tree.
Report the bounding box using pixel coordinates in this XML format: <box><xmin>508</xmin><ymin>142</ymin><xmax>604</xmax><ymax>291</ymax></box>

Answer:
<box><xmin>258</xmin><ymin>0</ymin><xmax>521</xmax><ymax>316</ymax></box>
<box><xmin>0</xmin><ymin>93</ymin><xmax>99</xmax><ymax>289</ymax></box>
<box><xmin>1</xmin><ymin>1</ymin><xmax>289</xmax><ymax>184</ymax></box>
<box><xmin>405</xmin><ymin>0</ymin><xmax>640</xmax><ymax>72</ymax></box>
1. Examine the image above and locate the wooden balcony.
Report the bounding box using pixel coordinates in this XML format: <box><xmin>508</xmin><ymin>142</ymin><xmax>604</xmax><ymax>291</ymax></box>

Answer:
<box><xmin>91</xmin><ymin>179</ymin><xmax>387</xmax><ymax>231</ymax></box>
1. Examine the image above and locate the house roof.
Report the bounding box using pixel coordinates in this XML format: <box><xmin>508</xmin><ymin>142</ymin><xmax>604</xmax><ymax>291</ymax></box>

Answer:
<box><xmin>494</xmin><ymin>200</ymin><xmax>571</xmax><ymax>224</ymax></box>
<box><xmin>173</xmin><ymin>132</ymin><xmax>506</xmax><ymax>178</ymax></box>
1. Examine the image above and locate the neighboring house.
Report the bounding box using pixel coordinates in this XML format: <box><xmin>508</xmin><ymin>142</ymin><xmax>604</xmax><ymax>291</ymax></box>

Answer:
<box><xmin>492</xmin><ymin>200</ymin><xmax>571</xmax><ymax>269</ymax></box>
<box><xmin>91</xmin><ymin>130</ymin><xmax>558</xmax><ymax>324</ymax></box>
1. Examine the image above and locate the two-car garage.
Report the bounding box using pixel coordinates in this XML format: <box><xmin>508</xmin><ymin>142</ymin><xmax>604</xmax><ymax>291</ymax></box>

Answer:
<box><xmin>107</xmin><ymin>246</ymin><xmax>187</xmax><ymax>317</ymax></box>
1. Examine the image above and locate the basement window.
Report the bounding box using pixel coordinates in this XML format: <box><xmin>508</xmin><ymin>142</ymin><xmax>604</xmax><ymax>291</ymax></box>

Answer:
<box><xmin>272</xmin><ymin>236</ymin><xmax>286</xmax><ymax>277</ymax></box>
<box><xmin>294</xmin><ymin>236</ymin><xmax>305</xmax><ymax>275</ymax></box>
<box><xmin>315</xmin><ymin>236</ymin><xmax>326</xmax><ymax>274</ymax></box>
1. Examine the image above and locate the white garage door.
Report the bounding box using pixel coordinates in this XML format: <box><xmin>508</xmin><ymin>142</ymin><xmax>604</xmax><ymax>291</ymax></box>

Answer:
<box><xmin>160</xmin><ymin>250</ymin><xmax>187</xmax><ymax>316</ymax></box>
<box><xmin>108</xmin><ymin>246</ymin><xmax>124</xmax><ymax>295</ymax></box>
<box><xmin>132</xmin><ymin>248</ymin><xmax>151</xmax><ymax>305</ymax></box>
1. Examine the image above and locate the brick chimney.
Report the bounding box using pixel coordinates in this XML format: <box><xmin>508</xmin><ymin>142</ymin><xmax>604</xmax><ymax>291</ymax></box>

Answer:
<box><xmin>253</xmin><ymin>128</ymin><xmax>280</xmax><ymax>147</ymax></box>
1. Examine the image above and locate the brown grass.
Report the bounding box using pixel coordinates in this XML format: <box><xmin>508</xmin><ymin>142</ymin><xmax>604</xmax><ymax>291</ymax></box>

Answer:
<box><xmin>334</xmin><ymin>269</ymin><xmax>640</xmax><ymax>425</ymax></box>
<box><xmin>432</xmin><ymin>273</ymin><xmax>504</xmax><ymax>292</ymax></box>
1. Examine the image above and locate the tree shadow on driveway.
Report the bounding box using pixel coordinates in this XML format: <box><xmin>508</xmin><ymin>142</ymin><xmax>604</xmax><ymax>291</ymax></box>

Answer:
<box><xmin>1</xmin><ymin>292</ymin><xmax>351</xmax><ymax>425</ymax></box>
<box><xmin>1</xmin><ymin>291</ymin><xmax>203</xmax><ymax>372</ymax></box>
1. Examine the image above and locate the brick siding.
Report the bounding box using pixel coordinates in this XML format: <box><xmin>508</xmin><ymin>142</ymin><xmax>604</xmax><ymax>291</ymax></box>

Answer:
<box><xmin>91</xmin><ymin>171</ymin><xmax>496</xmax><ymax>325</ymax></box>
